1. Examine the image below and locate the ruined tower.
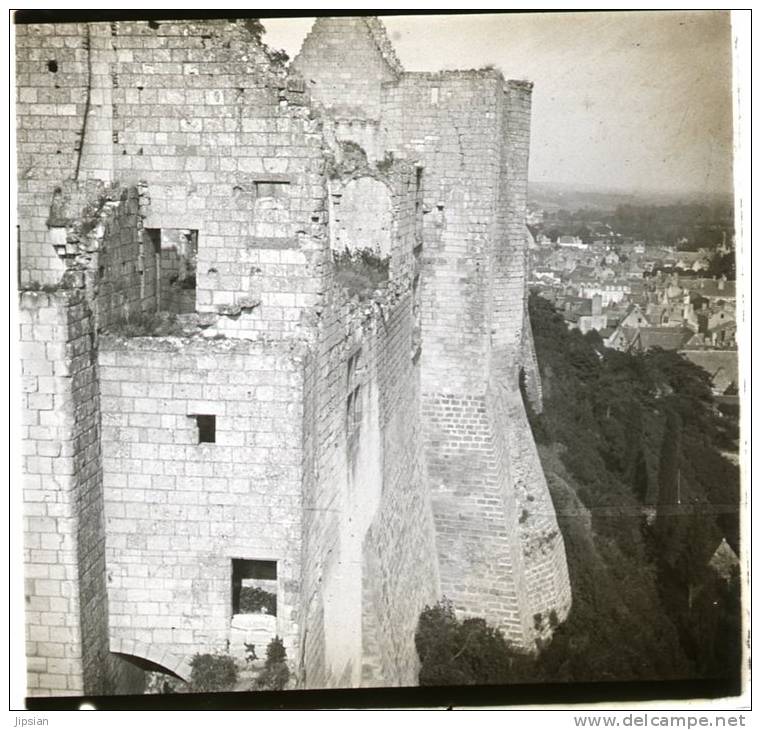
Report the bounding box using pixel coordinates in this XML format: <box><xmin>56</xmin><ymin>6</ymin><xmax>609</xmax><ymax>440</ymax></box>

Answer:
<box><xmin>293</xmin><ymin>15</ymin><xmax>571</xmax><ymax>649</ymax></box>
<box><xmin>17</xmin><ymin>15</ymin><xmax>570</xmax><ymax>697</ymax></box>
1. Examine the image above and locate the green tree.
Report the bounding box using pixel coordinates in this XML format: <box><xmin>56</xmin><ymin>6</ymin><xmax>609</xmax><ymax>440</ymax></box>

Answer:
<box><xmin>254</xmin><ymin>636</ymin><xmax>290</xmax><ymax>691</ymax></box>
<box><xmin>189</xmin><ymin>653</ymin><xmax>238</xmax><ymax>693</ymax></box>
<box><xmin>522</xmin><ymin>292</ymin><xmax>740</xmax><ymax>683</ymax></box>
<box><xmin>415</xmin><ymin>600</ymin><xmax>535</xmax><ymax>685</ymax></box>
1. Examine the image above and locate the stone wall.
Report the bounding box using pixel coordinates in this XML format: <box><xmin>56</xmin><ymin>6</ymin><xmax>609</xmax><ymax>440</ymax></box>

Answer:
<box><xmin>492</xmin><ymin>80</ymin><xmax>571</xmax><ymax>632</ymax></box>
<box><xmin>20</xmin><ymin>288</ymin><xmax>143</xmax><ymax>696</ymax></box>
<box><xmin>299</xmin><ymin>164</ymin><xmax>438</xmax><ymax>689</ymax></box>
<box><xmin>491</xmin><ymin>81</ymin><xmax>533</xmax><ymax>374</ymax></box>
<box><xmin>421</xmin><ymin>381</ymin><xmax>571</xmax><ymax>648</ymax></box>
<box><xmin>16</xmin><ymin>22</ymin><xmax>89</xmax><ymax>286</ymax></box>
<box><xmin>494</xmin><ymin>382</ymin><xmax>572</xmax><ymax>634</ymax></box>
<box><xmin>422</xmin><ymin>391</ymin><xmax>533</xmax><ymax>644</ymax></box>
<box><xmin>299</xmin><ymin>289</ymin><xmax>439</xmax><ymax>688</ymax></box>
<box><xmin>292</xmin><ymin>17</ymin><xmax>402</xmax><ymax>121</ymax></box>
<box><xmin>360</xmin><ymin>293</ymin><xmax>439</xmax><ymax>686</ymax></box>
<box><xmin>16</xmin><ymin>19</ymin><xmax>329</xmax><ymax>338</ymax></box>
<box><xmin>381</xmin><ymin>69</ymin><xmax>572</xmax><ymax>647</ymax></box>
<box><xmin>93</xmin><ymin>187</ymin><xmax>147</xmax><ymax>327</ymax></box>
<box><xmin>43</xmin><ymin>179</ymin><xmax>163</xmax><ymax>332</ymax></box>
<box><xmin>383</xmin><ymin>71</ymin><xmax>506</xmax><ymax>395</ymax></box>
<box><xmin>104</xmin><ymin>19</ymin><xmax>327</xmax><ymax>337</ymax></box>
<box><xmin>520</xmin><ymin>301</ymin><xmax>544</xmax><ymax>413</ymax></box>
<box><xmin>20</xmin><ymin>289</ymin><xmax>92</xmax><ymax>696</ymax></box>
<box><xmin>98</xmin><ymin>335</ymin><xmax>304</xmax><ymax>676</ymax></box>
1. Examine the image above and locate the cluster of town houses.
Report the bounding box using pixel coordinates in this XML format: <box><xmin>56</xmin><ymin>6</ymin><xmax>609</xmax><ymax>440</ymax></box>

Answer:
<box><xmin>529</xmin><ymin>233</ymin><xmax>738</xmax><ymax>397</ymax></box>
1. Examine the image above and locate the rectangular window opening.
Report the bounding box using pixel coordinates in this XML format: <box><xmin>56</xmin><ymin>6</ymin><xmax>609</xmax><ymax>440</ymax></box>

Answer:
<box><xmin>253</xmin><ymin>180</ymin><xmax>290</xmax><ymax>199</ymax></box>
<box><xmin>232</xmin><ymin>559</ymin><xmax>277</xmax><ymax>616</ymax></box>
<box><xmin>144</xmin><ymin>227</ymin><xmax>161</xmax><ymax>255</ymax></box>
<box><xmin>145</xmin><ymin>227</ymin><xmax>198</xmax><ymax>314</ymax></box>
<box><xmin>194</xmin><ymin>414</ymin><xmax>216</xmax><ymax>443</ymax></box>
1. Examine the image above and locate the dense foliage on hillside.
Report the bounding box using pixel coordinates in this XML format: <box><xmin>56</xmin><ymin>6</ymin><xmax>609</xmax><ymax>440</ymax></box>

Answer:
<box><xmin>416</xmin><ymin>294</ymin><xmax>741</xmax><ymax>686</ymax></box>
<box><xmin>416</xmin><ymin>600</ymin><xmax>537</xmax><ymax>686</ymax></box>
<box><xmin>526</xmin><ymin>293</ymin><xmax>740</xmax><ymax>683</ymax></box>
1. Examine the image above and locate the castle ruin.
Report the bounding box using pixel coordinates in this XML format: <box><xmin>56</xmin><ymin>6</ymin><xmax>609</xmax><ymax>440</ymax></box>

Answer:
<box><xmin>16</xmin><ymin>15</ymin><xmax>571</xmax><ymax>696</ymax></box>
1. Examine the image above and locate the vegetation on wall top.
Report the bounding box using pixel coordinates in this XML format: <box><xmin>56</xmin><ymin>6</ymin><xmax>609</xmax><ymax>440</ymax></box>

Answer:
<box><xmin>332</xmin><ymin>247</ymin><xmax>390</xmax><ymax>302</ymax></box>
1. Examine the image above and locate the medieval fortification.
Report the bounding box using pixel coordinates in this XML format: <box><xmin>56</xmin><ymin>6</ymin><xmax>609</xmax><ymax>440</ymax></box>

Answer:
<box><xmin>16</xmin><ymin>16</ymin><xmax>571</xmax><ymax>696</ymax></box>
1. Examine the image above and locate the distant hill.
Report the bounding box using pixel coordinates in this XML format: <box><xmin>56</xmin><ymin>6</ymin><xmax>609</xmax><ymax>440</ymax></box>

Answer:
<box><xmin>529</xmin><ymin>181</ymin><xmax>734</xmax><ymax>215</ymax></box>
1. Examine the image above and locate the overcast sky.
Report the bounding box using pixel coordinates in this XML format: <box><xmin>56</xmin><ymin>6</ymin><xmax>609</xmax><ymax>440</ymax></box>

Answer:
<box><xmin>263</xmin><ymin>11</ymin><xmax>734</xmax><ymax>198</ymax></box>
